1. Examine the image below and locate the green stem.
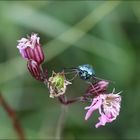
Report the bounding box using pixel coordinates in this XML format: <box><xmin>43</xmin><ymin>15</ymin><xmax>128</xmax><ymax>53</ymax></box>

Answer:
<box><xmin>55</xmin><ymin>105</ymin><xmax>67</xmax><ymax>140</ymax></box>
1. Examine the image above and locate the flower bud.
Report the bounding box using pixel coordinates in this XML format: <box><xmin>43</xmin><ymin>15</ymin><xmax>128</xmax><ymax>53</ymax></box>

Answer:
<box><xmin>27</xmin><ymin>60</ymin><xmax>44</xmax><ymax>81</ymax></box>
<box><xmin>86</xmin><ymin>80</ymin><xmax>109</xmax><ymax>95</ymax></box>
<box><xmin>17</xmin><ymin>33</ymin><xmax>44</xmax><ymax>64</ymax></box>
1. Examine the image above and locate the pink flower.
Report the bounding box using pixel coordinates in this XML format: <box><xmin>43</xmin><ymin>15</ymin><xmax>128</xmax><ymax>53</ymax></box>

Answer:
<box><xmin>85</xmin><ymin>89</ymin><xmax>121</xmax><ymax>128</ymax></box>
<box><xmin>17</xmin><ymin>33</ymin><xmax>44</xmax><ymax>64</ymax></box>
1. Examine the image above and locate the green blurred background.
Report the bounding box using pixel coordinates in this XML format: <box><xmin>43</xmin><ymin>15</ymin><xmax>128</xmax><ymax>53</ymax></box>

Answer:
<box><xmin>0</xmin><ymin>1</ymin><xmax>139</xmax><ymax>139</ymax></box>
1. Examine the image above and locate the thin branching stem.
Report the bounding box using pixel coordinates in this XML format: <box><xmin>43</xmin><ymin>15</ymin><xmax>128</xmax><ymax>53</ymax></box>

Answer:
<box><xmin>0</xmin><ymin>93</ymin><xmax>25</xmax><ymax>140</ymax></box>
<box><xmin>58</xmin><ymin>95</ymin><xmax>91</xmax><ymax>105</ymax></box>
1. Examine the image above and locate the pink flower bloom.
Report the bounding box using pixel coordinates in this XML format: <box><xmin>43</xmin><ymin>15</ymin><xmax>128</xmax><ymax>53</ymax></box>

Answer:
<box><xmin>17</xmin><ymin>33</ymin><xmax>44</xmax><ymax>64</ymax></box>
<box><xmin>85</xmin><ymin>89</ymin><xmax>121</xmax><ymax>128</ymax></box>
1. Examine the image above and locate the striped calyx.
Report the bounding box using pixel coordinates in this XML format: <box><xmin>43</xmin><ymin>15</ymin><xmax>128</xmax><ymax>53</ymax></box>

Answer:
<box><xmin>27</xmin><ymin>60</ymin><xmax>44</xmax><ymax>81</ymax></box>
<box><xmin>17</xmin><ymin>33</ymin><xmax>45</xmax><ymax>64</ymax></box>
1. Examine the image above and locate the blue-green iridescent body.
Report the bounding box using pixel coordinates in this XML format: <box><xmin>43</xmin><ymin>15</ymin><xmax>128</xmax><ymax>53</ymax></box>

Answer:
<box><xmin>77</xmin><ymin>64</ymin><xmax>95</xmax><ymax>80</ymax></box>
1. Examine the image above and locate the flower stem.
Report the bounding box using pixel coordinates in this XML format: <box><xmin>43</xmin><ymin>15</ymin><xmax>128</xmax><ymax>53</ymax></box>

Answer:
<box><xmin>58</xmin><ymin>95</ymin><xmax>91</xmax><ymax>105</ymax></box>
<box><xmin>0</xmin><ymin>93</ymin><xmax>25</xmax><ymax>140</ymax></box>
<box><xmin>58</xmin><ymin>96</ymin><xmax>79</xmax><ymax>105</ymax></box>
<box><xmin>55</xmin><ymin>104</ymin><xmax>67</xmax><ymax>140</ymax></box>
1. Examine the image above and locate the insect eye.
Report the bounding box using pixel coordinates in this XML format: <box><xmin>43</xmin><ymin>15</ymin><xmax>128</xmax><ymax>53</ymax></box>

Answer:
<box><xmin>79</xmin><ymin>70</ymin><xmax>83</xmax><ymax>75</ymax></box>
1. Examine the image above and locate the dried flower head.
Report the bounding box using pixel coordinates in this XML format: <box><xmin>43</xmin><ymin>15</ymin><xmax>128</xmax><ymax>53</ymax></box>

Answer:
<box><xmin>85</xmin><ymin>89</ymin><xmax>121</xmax><ymax>128</ymax></box>
<box><xmin>48</xmin><ymin>71</ymin><xmax>71</xmax><ymax>98</ymax></box>
<box><xmin>17</xmin><ymin>33</ymin><xmax>44</xmax><ymax>64</ymax></box>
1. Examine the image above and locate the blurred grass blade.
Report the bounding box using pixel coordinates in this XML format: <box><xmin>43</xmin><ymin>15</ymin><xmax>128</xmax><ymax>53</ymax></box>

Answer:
<box><xmin>4</xmin><ymin>1</ymin><xmax>121</xmax><ymax>61</ymax></box>
<box><xmin>0</xmin><ymin>1</ymin><xmax>121</xmax><ymax>85</ymax></box>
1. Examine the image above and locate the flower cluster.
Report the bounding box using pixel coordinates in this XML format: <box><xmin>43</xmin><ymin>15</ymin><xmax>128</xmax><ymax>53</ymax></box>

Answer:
<box><xmin>17</xmin><ymin>33</ymin><xmax>71</xmax><ymax>98</ymax></box>
<box><xmin>17</xmin><ymin>33</ymin><xmax>45</xmax><ymax>81</ymax></box>
<box><xmin>17</xmin><ymin>33</ymin><xmax>122</xmax><ymax>128</ymax></box>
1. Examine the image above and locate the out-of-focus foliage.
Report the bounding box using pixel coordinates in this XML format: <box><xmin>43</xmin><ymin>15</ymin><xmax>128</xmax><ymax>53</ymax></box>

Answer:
<box><xmin>0</xmin><ymin>1</ymin><xmax>140</xmax><ymax>139</ymax></box>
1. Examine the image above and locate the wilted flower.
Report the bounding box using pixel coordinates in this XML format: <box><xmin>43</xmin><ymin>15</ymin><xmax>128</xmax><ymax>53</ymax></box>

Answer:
<box><xmin>17</xmin><ymin>33</ymin><xmax>44</xmax><ymax>64</ymax></box>
<box><xmin>86</xmin><ymin>80</ymin><xmax>109</xmax><ymax>96</ymax></box>
<box><xmin>85</xmin><ymin>89</ymin><xmax>121</xmax><ymax>128</ymax></box>
<box><xmin>48</xmin><ymin>71</ymin><xmax>71</xmax><ymax>98</ymax></box>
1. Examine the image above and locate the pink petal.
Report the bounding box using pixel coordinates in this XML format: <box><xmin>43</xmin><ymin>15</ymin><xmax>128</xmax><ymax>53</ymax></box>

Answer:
<box><xmin>95</xmin><ymin>113</ymin><xmax>116</xmax><ymax>128</ymax></box>
<box><xmin>85</xmin><ymin>99</ymin><xmax>102</xmax><ymax>120</ymax></box>
<box><xmin>95</xmin><ymin>113</ymin><xmax>108</xmax><ymax>128</ymax></box>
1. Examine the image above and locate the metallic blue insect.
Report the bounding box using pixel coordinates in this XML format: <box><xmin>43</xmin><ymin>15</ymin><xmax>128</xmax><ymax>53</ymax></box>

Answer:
<box><xmin>77</xmin><ymin>64</ymin><xmax>95</xmax><ymax>80</ymax></box>
<box><xmin>64</xmin><ymin>64</ymin><xmax>110</xmax><ymax>83</ymax></box>
<box><xmin>64</xmin><ymin>64</ymin><xmax>97</xmax><ymax>81</ymax></box>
